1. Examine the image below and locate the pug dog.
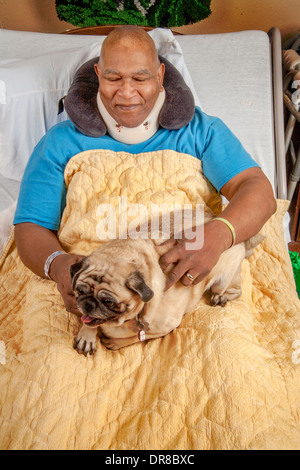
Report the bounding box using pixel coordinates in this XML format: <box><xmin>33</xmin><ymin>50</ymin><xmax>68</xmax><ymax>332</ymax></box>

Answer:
<box><xmin>70</xmin><ymin>210</ymin><xmax>263</xmax><ymax>354</ymax></box>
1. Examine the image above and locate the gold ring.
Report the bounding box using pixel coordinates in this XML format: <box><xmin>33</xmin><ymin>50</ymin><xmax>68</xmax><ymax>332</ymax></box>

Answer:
<box><xmin>185</xmin><ymin>272</ymin><xmax>195</xmax><ymax>282</ymax></box>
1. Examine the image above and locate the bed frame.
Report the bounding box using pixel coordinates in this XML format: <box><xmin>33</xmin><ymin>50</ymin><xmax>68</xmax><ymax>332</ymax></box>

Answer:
<box><xmin>1</xmin><ymin>26</ymin><xmax>300</xmax><ymax>452</ymax></box>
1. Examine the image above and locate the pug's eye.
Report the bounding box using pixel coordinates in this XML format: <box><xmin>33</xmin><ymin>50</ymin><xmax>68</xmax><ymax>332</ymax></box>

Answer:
<box><xmin>76</xmin><ymin>284</ymin><xmax>90</xmax><ymax>295</ymax></box>
<box><xmin>101</xmin><ymin>298</ymin><xmax>117</xmax><ymax>310</ymax></box>
<box><xmin>76</xmin><ymin>287</ymin><xmax>85</xmax><ymax>295</ymax></box>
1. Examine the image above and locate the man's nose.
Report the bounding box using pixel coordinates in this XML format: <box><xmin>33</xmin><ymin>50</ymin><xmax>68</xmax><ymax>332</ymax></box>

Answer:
<box><xmin>117</xmin><ymin>79</ymin><xmax>137</xmax><ymax>98</ymax></box>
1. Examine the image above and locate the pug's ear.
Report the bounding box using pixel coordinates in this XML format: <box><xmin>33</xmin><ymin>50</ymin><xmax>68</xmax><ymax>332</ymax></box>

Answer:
<box><xmin>70</xmin><ymin>259</ymin><xmax>86</xmax><ymax>290</ymax></box>
<box><xmin>125</xmin><ymin>271</ymin><xmax>154</xmax><ymax>302</ymax></box>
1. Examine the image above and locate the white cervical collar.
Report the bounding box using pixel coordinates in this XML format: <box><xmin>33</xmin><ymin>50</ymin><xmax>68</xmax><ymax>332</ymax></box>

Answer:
<box><xmin>96</xmin><ymin>89</ymin><xmax>166</xmax><ymax>144</ymax></box>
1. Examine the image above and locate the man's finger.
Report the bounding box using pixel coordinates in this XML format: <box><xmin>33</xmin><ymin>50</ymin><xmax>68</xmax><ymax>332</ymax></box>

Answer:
<box><xmin>164</xmin><ymin>260</ymin><xmax>191</xmax><ymax>290</ymax></box>
<box><xmin>159</xmin><ymin>238</ymin><xmax>177</xmax><ymax>247</ymax></box>
<box><xmin>159</xmin><ymin>241</ymin><xmax>182</xmax><ymax>271</ymax></box>
<box><xmin>65</xmin><ymin>293</ymin><xmax>81</xmax><ymax>315</ymax></box>
<box><xmin>180</xmin><ymin>270</ymin><xmax>199</xmax><ymax>286</ymax></box>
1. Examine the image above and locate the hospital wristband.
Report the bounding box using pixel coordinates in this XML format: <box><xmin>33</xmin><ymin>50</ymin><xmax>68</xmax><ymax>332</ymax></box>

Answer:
<box><xmin>44</xmin><ymin>250</ymin><xmax>66</xmax><ymax>280</ymax></box>
<box><xmin>213</xmin><ymin>217</ymin><xmax>236</xmax><ymax>247</ymax></box>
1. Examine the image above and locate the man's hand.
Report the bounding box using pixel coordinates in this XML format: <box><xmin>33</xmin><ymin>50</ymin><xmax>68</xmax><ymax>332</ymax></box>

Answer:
<box><xmin>49</xmin><ymin>253</ymin><xmax>84</xmax><ymax>315</ymax></box>
<box><xmin>159</xmin><ymin>221</ymin><xmax>232</xmax><ymax>290</ymax></box>
<box><xmin>14</xmin><ymin>223</ymin><xmax>85</xmax><ymax>315</ymax></box>
<box><xmin>159</xmin><ymin>167</ymin><xmax>276</xmax><ymax>291</ymax></box>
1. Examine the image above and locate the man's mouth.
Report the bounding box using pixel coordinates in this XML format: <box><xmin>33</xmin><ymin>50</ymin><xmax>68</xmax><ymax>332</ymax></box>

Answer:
<box><xmin>116</xmin><ymin>104</ymin><xmax>140</xmax><ymax>111</ymax></box>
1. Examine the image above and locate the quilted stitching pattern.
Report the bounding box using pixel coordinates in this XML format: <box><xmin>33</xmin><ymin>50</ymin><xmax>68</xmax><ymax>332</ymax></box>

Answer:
<box><xmin>0</xmin><ymin>150</ymin><xmax>299</xmax><ymax>450</ymax></box>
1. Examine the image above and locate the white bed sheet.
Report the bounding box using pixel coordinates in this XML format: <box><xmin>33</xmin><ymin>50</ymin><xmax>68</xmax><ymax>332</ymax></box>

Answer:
<box><xmin>0</xmin><ymin>174</ymin><xmax>19</xmax><ymax>209</ymax></box>
<box><xmin>178</xmin><ymin>31</ymin><xmax>275</xmax><ymax>190</ymax></box>
<box><xmin>0</xmin><ymin>28</ymin><xmax>275</xmax><ymax>214</ymax></box>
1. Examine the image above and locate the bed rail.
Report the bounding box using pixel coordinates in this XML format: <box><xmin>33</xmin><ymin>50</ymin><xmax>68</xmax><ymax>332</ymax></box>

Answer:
<box><xmin>268</xmin><ymin>27</ymin><xmax>287</xmax><ymax>200</ymax></box>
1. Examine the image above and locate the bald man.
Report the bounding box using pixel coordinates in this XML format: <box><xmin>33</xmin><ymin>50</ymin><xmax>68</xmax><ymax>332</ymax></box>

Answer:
<box><xmin>95</xmin><ymin>26</ymin><xmax>165</xmax><ymax>128</ymax></box>
<box><xmin>14</xmin><ymin>26</ymin><xmax>276</xmax><ymax>313</ymax></box>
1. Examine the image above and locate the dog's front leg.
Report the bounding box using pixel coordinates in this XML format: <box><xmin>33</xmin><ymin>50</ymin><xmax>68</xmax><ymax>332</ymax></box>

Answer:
<box><xmin>99</xmin><ymin>326</ymin><xmax>140</xmax><ymax>350</ymax></box>
<box><xmin>73</xmin><ymin>325</ymin><xmax>98</xmax><ymax>356</ymax></box>
<box><xmin>99</xmin><ymin>319</ymin><xmax>149</xmax><ymax>350</ymax></box>
<box><xmin>100</xmin><ymin>335</ymin><xmax>141</xmax><ymax>350</ymax></box>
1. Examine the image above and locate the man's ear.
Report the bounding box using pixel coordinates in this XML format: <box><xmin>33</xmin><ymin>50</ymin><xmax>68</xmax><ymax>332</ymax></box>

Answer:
<box><xmin>158</xmin><ymin>62</ymin><xmax>165</xmax><ymax>90</ymax></box>
<box><xmin>125</xmin><ymin>271</ymin><xmax>154</xmax><ymax>302</ymax></box>
<box><xmin>94</xmin><ymin>62</ymin><xmax>100</xmax><ymax>80</ymax></box>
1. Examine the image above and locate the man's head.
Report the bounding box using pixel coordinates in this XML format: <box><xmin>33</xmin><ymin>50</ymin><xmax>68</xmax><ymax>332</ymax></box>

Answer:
<box><xmin>94</xmin><ymin>26</ymin><xmax>165</xmax><ymax>128</ymax></box>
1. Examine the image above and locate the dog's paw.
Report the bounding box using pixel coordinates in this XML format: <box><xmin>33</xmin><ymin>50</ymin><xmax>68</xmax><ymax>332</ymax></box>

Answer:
<box><xmin>73</xmin><ymin>336</ymin><xmax>96</xmax><ymax>356</ymax></box>
<box><xmin>210</xmin><ymin>293</ymin><xmax>228</xmax><ymax>307</ymax></box>
<box><xmin>73</xmin><ymin>326</ymin><xmax>97</xmax><ymax>356</ymax></box>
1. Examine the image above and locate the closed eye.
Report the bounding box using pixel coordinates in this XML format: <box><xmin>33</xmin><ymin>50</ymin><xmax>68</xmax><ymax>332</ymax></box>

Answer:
<box><xmin>133</xmin><ymin>77</ymin><xmax>148</xmax><ymax>82</ymax></box>
<box><xmin>101</xmin><ymin>298</ymin><xmax>117</xmax><ymax>310</ymax></box>
<box><xmin>101</xmin><ymin>298</ymin><xmax>125</xmax><ymax>313</ymax></box>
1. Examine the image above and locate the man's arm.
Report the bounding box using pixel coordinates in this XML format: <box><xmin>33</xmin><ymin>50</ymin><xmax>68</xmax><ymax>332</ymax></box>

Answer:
<box><xmin>14</xmin><ymin>223</ymin><xmax>82</xmax><ymax>314</ymax></box>
<box><xmin>159</xmin><ymin>167</ymin><xmax>277</xmax><ymax>290</ymax></box>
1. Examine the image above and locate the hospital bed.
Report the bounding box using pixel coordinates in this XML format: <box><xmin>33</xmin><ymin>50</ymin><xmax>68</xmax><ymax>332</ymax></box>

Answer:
<box><xmin>0</xmin><ymin>27</ymin><xmax>299</xmax><ymax>451</ymax></box>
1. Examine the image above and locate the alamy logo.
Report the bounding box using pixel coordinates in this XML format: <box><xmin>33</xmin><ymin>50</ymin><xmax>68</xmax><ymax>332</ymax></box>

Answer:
<box><xmin>0</xmin><ymin>341</ymin><xmax>5</xmax><ymax>365</ymax></box>
<box><xmin>95</xmin><ymin>197</ymin><xmax>205</xmax><ymax>250</ymax></box>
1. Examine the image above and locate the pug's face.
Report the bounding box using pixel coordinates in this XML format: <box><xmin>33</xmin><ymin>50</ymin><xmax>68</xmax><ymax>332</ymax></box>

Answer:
<box><xmin>70</xmin><ymin>256</ymin><xmax>154</xmax><ymax>328</ymax></box>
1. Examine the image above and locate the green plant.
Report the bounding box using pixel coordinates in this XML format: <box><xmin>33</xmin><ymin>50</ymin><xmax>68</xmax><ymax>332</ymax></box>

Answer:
<box><xmin>55</xmin><ymin>0</ymin><xmax>212</xmax><ymax>28</ymax></box>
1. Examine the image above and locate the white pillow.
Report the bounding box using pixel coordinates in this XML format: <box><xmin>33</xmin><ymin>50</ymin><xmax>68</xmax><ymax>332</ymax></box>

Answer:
<box><xmin>0</xmin><ymin>41</ymin><xmax>102</xmax><ymax>181</ymax></box>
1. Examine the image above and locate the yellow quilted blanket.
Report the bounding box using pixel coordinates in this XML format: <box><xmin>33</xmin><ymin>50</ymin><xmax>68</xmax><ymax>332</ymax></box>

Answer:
<box><xmin>0</xmin><ymin>150</ymin><xmax>300</xmax><ymax>450</ymax></box>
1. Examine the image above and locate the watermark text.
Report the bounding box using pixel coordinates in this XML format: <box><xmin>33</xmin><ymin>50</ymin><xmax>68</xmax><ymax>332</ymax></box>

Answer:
<box><xmin>95</xmin><ymin>197</ymin><xmax>205</xmax><ymax>250</ymax></box>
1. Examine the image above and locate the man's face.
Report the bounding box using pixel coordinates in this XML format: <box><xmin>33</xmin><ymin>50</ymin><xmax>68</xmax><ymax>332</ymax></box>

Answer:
<box><xmin>95</xmin><ymin>42</ymin><xmax>165</xmax><ymax>128</ymax></box>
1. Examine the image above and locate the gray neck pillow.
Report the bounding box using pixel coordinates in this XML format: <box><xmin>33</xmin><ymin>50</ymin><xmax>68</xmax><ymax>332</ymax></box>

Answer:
<box><xmin>59</xmin><ymin>55</ymin><xmax>195</xmax><ymax>137</ymax></box>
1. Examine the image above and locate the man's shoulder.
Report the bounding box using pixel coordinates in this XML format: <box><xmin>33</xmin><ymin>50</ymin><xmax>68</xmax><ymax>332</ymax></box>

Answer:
<box><xmin>31</xmin><ymin>120</ymin><xmax>90</xmax><ymax>167</ymax></box>
<box><xmin>190</xmin><ymin>107</ymin><xmax>233</xmax><ymax>138</ymax></box>
<box><xmin>38</xmin><ymin>120</ymin><xmax>126</xmax><ymax>163</ymax></box>
<box><xmin>192</xmin><ymin>106</ymin><xmax>220</xmax><ymax>125</ymax></box>
<box><xmin>184</xmin><ymin>106</ymin><xmax>222</xmax><ymax>139</ymax></box>
<box><xmin>43</xmin><ymin>119</ymin><xmax>78</xmax><ymax>141</ymax></box>
<box><xmin>39</xmin><ymin>120</ymin><xmax>93</xmax><ymax>157</ymax></box>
